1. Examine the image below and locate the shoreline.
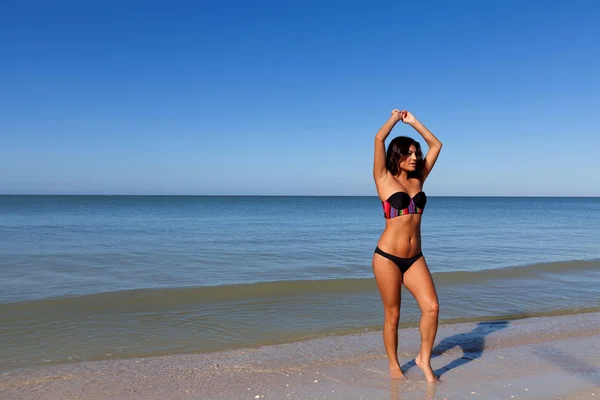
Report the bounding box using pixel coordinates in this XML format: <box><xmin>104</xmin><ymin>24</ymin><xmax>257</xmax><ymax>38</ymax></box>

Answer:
<box><xmin>2</xmin><ymin>312</ymin><xmax>599</xmax><ymax>400</ymax></box>
<box><xmin>3</xmin><ymin>306</ymin><xmax>600</xmax><ymax>374</ymax></box>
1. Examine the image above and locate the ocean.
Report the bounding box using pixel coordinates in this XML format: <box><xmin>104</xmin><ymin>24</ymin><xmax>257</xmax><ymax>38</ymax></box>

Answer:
<box><xmin>1</xmin><ymin>195</ymin><xmax>599</xmax><ymax>372</ymax></box>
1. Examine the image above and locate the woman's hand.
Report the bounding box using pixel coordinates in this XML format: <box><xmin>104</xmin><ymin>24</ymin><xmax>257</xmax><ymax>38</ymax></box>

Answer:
<box><xmin>400</xmin><ymin>110</ymin><xmax>417</xmax><ymax>125</ymax></box>
<box><xmin>390</xmin><ymin>109</ymin><xmax>403</xmax><ymax>123</ymax></box>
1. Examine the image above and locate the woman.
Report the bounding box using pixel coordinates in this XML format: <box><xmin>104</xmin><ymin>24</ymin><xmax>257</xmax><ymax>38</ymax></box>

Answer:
<box><xmin>372</xmin><ymin>109</ymin><xmax>442</xmax><ymax>382</ymax></box>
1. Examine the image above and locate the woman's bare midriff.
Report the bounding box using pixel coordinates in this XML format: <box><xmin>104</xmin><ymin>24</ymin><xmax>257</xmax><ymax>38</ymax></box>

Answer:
<box><xmin>377</xmin><ymin>214</ymin><xmax>422</xmax><ymax>257</ymax></box>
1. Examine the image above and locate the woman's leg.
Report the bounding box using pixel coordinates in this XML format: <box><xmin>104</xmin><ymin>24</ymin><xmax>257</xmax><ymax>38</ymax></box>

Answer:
<box><xmin>372</xmin><ymin>253</ymin><xmax>405</xmax><ymax>379</ymax></box>
<box><xmin>402</xmin><ymin>256</ymin><xmax>440</xmax><ymax>382</ymax></box>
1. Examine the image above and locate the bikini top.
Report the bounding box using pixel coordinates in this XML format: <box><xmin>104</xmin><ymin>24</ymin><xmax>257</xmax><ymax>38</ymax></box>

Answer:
<box><xmin>382</xmin><ymin>191</ymin><xmax>427</xmax><ymax>219</ymax></box>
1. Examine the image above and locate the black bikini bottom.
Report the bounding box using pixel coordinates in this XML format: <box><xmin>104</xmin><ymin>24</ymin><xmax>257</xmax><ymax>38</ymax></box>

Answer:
<box><xmin>374</xmin><ymin>247</ymin><xmax>423</xmax><ymax>273</ymax></box>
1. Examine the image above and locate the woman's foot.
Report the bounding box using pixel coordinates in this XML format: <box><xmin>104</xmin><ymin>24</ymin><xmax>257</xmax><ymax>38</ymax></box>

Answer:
<box><xmin>415</xmin><ymin>354</ymin><xmax>439</xmax><ymax>383</ymax></box>
<box><xmin>389</xmin><ymin>364</ymin><xmax>407</xmax><ymax>380</ymax></box>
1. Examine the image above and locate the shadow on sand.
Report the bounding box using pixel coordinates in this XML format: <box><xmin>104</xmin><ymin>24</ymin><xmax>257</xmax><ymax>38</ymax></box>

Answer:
<box><xmin>401</xmin><ymin>320</ymin><xmax>510</xmax><ymax>379</ymax></box>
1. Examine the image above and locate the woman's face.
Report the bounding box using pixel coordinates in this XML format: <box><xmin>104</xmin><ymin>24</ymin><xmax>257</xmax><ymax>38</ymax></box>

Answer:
<box><xmin>399</xmin><ymin>145</ymin><xmax>418</xmax><ymax>172</ymax></box>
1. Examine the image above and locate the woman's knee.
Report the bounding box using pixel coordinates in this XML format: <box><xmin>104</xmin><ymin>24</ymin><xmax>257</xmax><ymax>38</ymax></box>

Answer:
<box><xmin>422</xmin><ymin>300</ymin><xmax>439</xmax><ymax>317</ymax></box>
<box><xmin>384</xmin><ymin>308</ymin><xmax>400</xmax><ymax>325</ymax></box>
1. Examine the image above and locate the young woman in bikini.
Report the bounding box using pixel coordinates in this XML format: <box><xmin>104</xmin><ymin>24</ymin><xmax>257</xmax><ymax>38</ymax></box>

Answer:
<box><xmin>372</xmin><ymin>109</ymin><xmax>443</xmax><ymax>382</ymax></box>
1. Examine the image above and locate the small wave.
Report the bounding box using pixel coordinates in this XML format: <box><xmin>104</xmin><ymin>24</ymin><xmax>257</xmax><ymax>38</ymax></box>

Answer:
<box><xmin>2</xmin><ymin>259</ymin><xmax>597</xmax><ymax>313</ymax></box>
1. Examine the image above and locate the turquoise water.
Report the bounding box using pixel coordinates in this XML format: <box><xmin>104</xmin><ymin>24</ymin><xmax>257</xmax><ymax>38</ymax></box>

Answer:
<box><xmin>1</xmin><ymin>195</ymin><xmax>599</xmax><ymax>370</ymax></box>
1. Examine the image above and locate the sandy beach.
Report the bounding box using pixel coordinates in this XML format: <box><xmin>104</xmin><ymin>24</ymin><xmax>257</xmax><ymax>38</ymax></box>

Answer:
<box><xmin>1</xmin><ymin>312</ymin><xmax>598</xmax><ymax>400</ymax></box>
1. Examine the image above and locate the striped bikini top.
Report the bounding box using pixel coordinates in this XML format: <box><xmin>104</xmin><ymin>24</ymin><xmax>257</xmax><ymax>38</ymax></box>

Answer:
<box><xmin>382</xmin><ymin>191</ymin><xmax>427</xmax><ymax>219</ymax></box>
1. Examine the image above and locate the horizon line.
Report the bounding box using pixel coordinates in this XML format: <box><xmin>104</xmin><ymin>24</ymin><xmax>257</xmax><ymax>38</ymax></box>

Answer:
<box><xmin>1</xmin><ymin>194</ymin><xmax>599</xmax><ymax>198</ymax></box>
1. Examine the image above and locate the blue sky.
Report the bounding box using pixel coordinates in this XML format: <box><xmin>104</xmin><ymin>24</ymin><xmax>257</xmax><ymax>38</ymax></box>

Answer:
<box><xmin>1</xmin><ymin>0</ymin><xmax>599</xmax><ymax>196</ymax></box>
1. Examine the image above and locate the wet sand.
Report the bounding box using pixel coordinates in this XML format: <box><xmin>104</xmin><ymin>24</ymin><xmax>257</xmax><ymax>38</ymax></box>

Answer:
<box><xmin>1</xmin><ymin>312</ymin><xmax>599</xmax><ymax>400</ymax></box>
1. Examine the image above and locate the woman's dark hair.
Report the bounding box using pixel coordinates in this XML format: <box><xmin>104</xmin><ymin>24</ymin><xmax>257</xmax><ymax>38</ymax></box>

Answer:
<box><xmin>386</xmin><ymin>136</ymin><xmax>424</xmax><ymax>180</ymax></box>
